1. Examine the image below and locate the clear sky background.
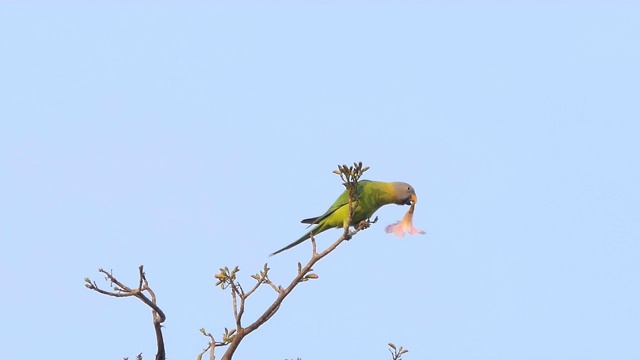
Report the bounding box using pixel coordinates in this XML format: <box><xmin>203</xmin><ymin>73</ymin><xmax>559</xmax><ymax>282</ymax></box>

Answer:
<box><xmin>2</xmin><ymin>2</ymin><xmax>639</xmax><ymax>360</ymax></box>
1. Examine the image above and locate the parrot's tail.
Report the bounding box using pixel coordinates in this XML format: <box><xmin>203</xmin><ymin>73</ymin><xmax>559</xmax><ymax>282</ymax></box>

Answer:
<box><xmin>269</xmin><ymin>228</ymin><xmax>316</xmax><ymax>257</ymax></box>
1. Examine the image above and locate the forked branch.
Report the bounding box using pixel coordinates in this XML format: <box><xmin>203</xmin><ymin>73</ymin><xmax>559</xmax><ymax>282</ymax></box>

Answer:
<box><xmin>85</xmin><ymin>266</ymin><xmax>166</xmax><ymax>360</ymax></box>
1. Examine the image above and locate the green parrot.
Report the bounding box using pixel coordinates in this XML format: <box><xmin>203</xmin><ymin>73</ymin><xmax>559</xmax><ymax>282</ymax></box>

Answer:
<box><xmin>270</xmin><ymin>180</ymin><xmax>418</xmax><ymax>256</ymax></box>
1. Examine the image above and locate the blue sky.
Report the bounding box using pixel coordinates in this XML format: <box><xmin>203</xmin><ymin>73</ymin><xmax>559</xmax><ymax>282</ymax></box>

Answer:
<box><xmin>2</xmin><ymin>3</ymin><xmax>639</xmax><ymax>360</ymax></box>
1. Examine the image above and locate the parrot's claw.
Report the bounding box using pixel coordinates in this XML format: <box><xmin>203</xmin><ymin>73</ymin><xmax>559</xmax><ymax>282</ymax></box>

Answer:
<box><xmin>357</xmin><ymin>219</ymin><xmax>370</xmax><ymax>230</ymax></box>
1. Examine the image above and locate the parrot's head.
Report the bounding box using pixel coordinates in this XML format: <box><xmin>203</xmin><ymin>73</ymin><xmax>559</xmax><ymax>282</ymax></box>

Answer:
<box><xmin>392</xmin><ymin>182</ymin><xmax>418</xmax><ymax>206</ymax></box>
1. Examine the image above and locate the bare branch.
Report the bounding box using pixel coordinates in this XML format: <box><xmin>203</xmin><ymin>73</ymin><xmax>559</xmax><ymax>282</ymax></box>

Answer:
<box><xmin>85</xmin><ymin>266</ymin><xmax>166</xmax><ymax>360</ymax></box>
<box><xmin>243</xmin><ymin>276</ymin><xmax>264</xmax><ymax>298</ymax></box>
<box><xmin>311</xmin><ymin>232</ymin><xmax>317</xmax><ymax>256</ymax></box>
<box><xmin>230</xmin><ymin>284</ymin><xmax>240</xmax><ymax>329</ymax></box>
<box><xmin>198</xmin><ymin>328</ymin><xmax>229</xmax><ymax>360</ymax></box>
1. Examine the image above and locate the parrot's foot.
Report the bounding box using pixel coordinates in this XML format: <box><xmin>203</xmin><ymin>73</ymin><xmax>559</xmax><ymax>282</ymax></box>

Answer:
<box><xmin>356</xmin><ymin>216</ymin><xmax>378</xmax><ymax>230</ymax></box>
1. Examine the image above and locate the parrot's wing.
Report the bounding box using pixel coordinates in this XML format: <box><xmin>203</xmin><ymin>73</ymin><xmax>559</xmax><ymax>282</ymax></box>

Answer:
<box><xmin>299</xmin><ymin>181</ymin><xmax>369</xmax><ymax>225</ymax></box>
<box><xmin>300</xmin><ymin>216</ymin><xmax>321</xmax><ymax>224</ymax></box>
<box><xmin>300</xmin><ymin>203</ymin><xmax>344</xmax><ymax>226</ymax></box>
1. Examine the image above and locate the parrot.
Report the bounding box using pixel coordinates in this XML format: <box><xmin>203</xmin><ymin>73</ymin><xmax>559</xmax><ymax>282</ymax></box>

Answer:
<box><xmin>269</xmin><ymin>180</ymin><xmax>418</xmax><ymax>256</ymax></box>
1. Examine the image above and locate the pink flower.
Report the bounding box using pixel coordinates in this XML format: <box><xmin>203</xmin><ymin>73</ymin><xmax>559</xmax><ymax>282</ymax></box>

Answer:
<box><xmin>385</xmin><ymin>204</ymin><xmax>426</xmax><ymax>238</ymax></box>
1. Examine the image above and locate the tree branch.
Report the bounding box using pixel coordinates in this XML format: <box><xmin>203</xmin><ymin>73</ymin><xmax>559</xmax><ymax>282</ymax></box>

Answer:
<box><xmin>85</xmin><ymin>265</ymin><xmax>166</xmax><ymax>360</ymax></box>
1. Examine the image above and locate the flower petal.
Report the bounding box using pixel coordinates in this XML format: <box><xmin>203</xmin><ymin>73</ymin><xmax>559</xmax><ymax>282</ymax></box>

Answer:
<box><xmin>385</xmin><ymin>221</ymin><xmax>407</xmax><ymax>238</ymax></box>
<box><xmin>385</xmin><ymin>203</ymin><xmax>426</xmax><ymax>237</ymax></box>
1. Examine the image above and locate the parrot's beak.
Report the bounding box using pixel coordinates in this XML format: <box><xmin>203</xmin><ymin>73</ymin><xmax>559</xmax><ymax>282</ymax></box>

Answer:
<box><xmin>403</xmin><ymin>194</ymin><xmax>417</xmax><ymax>206</ymax></box>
